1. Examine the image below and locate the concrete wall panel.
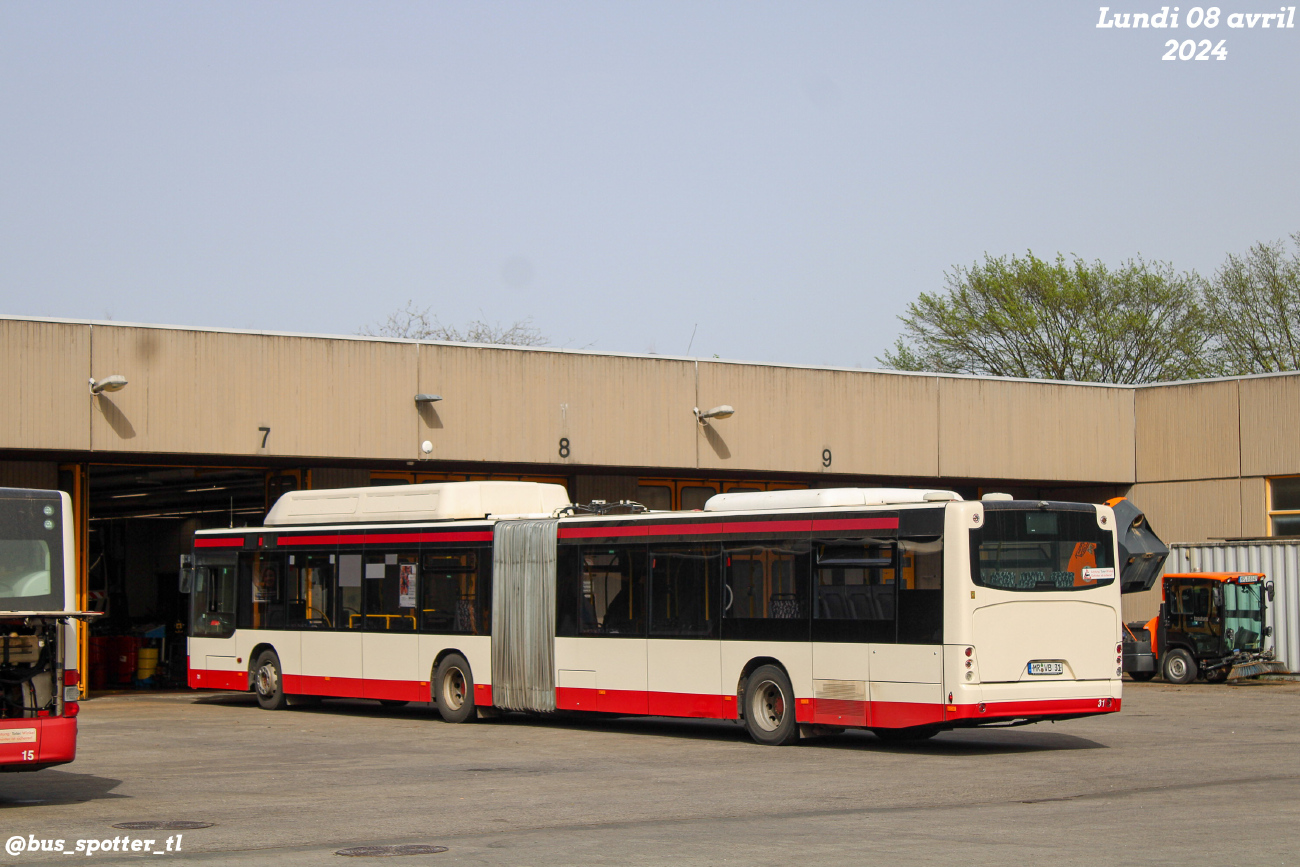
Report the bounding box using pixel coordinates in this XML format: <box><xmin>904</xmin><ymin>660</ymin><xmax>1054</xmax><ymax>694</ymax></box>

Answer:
<box><xmin>1126</xmin><ymin>479</ymin><xmax>1242</xmax><ymax>544</ymax></box>
<box><xmin>89</xmin><ymin>326</ymin><xmax>418</xmax><ymax>458</ymax></box>
<box><xmin>937</xmin><ymin>378</ymin><xmax>1134</xmax><ymax>483</ymax></box>
<box><xmin>1135</xmin><ymin>381</ymin><xmax>1240</xmax><ymax>483</ymax></box>
<box><xmin>695</xmin><ymin>364</ymin><xmax>939</xmax><ymax>477</ymax></box>
<box><xmin>1239</xmin><ymin>374</ymin><xmax>1300</xmax><ymax>477</ymax></box>
<box><xmin>0</xmin><ymin>320</ymin><xmax>91</xmax><ymax>451</ymax></box>
<box><xmin>418</xmin><ymin>346</ymin><xmax>697</xmax><ymax>470</ymax></box>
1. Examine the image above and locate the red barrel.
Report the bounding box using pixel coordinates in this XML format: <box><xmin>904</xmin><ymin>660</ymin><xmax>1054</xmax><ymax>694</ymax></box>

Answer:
<box><xmin>113</xmin><ymin>636</ymin><xmax>140</xmax><ymax>685</ymax></box>
<box><xmin>89</xmin><ymin>636</ymin><xmax>109</xmax><ymax>690</ymax></box>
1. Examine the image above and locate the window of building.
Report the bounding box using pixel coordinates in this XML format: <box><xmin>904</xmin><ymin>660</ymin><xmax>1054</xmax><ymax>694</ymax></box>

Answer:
<box><xmin>1268</xmin><ymin>477</ymin><xmax>1300</xmax><ymax>536</ymax></box>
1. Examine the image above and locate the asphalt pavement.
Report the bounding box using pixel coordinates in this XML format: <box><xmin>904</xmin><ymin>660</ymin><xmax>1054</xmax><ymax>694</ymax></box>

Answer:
<box><xmin>2</xmin><ymin>680</ymin><xmax>1298</xmax><ymax>865</ymax></box>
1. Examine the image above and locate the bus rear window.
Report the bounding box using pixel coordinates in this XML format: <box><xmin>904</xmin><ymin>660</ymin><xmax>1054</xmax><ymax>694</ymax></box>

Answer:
<box><xmin>0</xmin><ymin>495</ymin><xmax>64</xmax><ymax>611</ymax></box>
<box><xmin>971</xmin><ymin>509</ymin><xmax>1114</xmax><ymax>591</ymax></box>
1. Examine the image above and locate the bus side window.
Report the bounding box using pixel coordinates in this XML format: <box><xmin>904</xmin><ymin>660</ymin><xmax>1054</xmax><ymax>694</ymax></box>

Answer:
<box><xmin>649</xmin><ymin>545</ymin><xmax>720</xmax><ymax>638</ymax></box>
<box><xmin>238</xmin><ymin>552</ymin><xmax>286</xmax><ymax>630</ymax></box>
<box><xmin>897</xmin><ymin>540</ymin><xmax>942</xmax><ymax>645</ymax></box>
<box><xmin>556</xmin><ymin>545</ymin><xmax>581</xmax><ymax>637</ymax></box>
<box><xmin>812</xmin><ymin>542</ymin><xmax>894</xmax><ymax>643</ymax></box>
<box><xmin>337</xmin><ymin>554</ymin><xmax>364</xmax><ymax>630</ymax></box>
<box><xmin>420</xmin><ymin>549</ymin><xmax>484</xmax><ymax>635</ymax></box>
<box><xmin>362</xmin><ymin>551</ymin><xmax>418</xmax><ymax>632</ymax></box>
<box><xmin>721</xmin><ymin>540</ymin><xmax>811</xmax><ymax>642</ymax></box>
<box><xmin>580</xmin><ymin>546</ymin><xmax>646</xmax><ymax>636</ymax></box>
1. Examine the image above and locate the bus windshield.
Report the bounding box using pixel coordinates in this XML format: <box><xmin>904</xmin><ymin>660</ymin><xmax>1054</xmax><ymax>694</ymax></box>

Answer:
<box><xmin>972</xmin><ymin>508</ymin><xmax>1114</xmax><ymax>591</ymax></box>
<box><xmin>0</xmin><ymin>494</ymin><xmax>64</xmax><ymax>610</ymax></box>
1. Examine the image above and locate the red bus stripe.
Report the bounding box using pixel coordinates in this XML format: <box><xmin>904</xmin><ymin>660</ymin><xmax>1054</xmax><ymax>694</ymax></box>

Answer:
<box><xmin>811</xmin><ymin>517</ymin><xmax>898</xmax><ymax>532</ymax></box>
<box><xmin>194</xmin><ymin>537</ymin><xmax>243</xmax><ymax>548</ymax></box>
<box><xmin>558</xmin><ymin>526</ymin><xmax>649</xmax><ymax>539</ymax></box>
<box><xmin>275</xmin><ymin>530</ymin><xmax>493</xmax><ymax>547</ymax></box>
<box><xmin>721</xmin><ymin>519</ymin><xmax>812</xmax><ymax>534</ymax></box>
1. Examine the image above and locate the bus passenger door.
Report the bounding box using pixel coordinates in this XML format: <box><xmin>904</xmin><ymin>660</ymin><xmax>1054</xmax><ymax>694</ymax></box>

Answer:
<box><xmin>868</xmin><ymin>542</ymin><xmax>944</xmax><ymax>729</ymax></box>
<box><xmin>301</xmin><ymin>552</ymin><xmax>363</xmax><ymax>696</ymax></box>
<box><xmin>360</xmin><ymin>551</ymin><xmax>422</xmax><ymax>701</ymax></box>
<box><xmin>646</xmin><ymin>546</ymin><xmax>723</xmax><ymax>717</ymax></box>
<box><xmin>555</xmin><ymin>546</ymin><xmax>648</xmax><ymax>714</ymax></box>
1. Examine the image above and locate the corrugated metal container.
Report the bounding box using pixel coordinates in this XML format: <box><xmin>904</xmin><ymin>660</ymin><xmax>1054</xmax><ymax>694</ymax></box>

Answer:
<box><xmin>1167</xmin><ymin>541</ymin><xmax>1300</xmax><ymax>670</ymax></box>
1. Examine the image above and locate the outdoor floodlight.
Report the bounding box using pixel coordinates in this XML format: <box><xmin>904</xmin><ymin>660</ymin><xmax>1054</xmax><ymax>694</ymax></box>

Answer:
<box><xmin>89</xmin><ymin>375</ymin><xmax>129</xmax><ymax>395</ymax></box>
<box><xmin>414</xmin><ymin>394</ymin><xmax>443</xmax><ymax>404</ymax></box>
<box><xmin>694</xmin><ymin>404</ymin><xmax>735</xmax><ymax>424</ymax></box>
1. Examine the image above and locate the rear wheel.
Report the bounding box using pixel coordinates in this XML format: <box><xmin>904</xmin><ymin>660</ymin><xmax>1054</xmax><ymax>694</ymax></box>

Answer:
<box><xmin>253</xmin><ymin>651</ymin><xmax>288</xmax><ymax>710</ymax></box>
<box><xmin>743</xmin><ymin>665</ymin><xmax>799</xmax><ymax>746</ymax></box>
<box><xmin>434</xmin><ymin>654</ymin><xmax>475</xmax><ymax>723</ymax></box>
<box><xmin>1162</xmin><ymin>648</ymin><xmax>1197</xmax><ymax>684</ymax></box>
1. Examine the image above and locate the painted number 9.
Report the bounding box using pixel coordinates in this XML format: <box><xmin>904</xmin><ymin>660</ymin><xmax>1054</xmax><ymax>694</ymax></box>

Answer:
<box><xmin>558</xmin><ymin>437</ymin><xmax>570</xmax><ymax>458</ymax></box>
<box><xmin>822</xmin><ymin>448</ymin><xmax>832</xmax><ymax>468</ymax></box>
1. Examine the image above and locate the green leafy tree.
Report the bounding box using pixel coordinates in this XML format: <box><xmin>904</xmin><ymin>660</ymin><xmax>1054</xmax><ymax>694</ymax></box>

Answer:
<box><xmin>1205</xmin><ymin>232</ymin><xmax>1300</xmax><ymax>375</ymax></box>
<box><xmin>879</xmin><ymin>252</ymin><xmax>1212</xmax><ymax>384</ymax></box>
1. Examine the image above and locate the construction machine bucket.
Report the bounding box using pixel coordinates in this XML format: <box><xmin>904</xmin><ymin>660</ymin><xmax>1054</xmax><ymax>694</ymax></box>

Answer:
<box><xmin>1106</xmin><ymin>498</ymin><xmax>1168</xmax><ymax>594</ymax></box>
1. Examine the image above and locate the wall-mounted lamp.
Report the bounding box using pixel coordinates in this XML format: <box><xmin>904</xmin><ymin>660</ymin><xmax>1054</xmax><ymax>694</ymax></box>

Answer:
<box><xmin>694</xmin><ymin>404</ymin><xmax>734</xmax><ymax>424</ymax></box>
<box><xmin>414</xmin><ymin>394</ymin><xmax>442</xmax><ymax>404</ymax></box>
<box><xmin>89</xmin><ymin>375</ymin><xmax>128</xmax><ymax>395</ymax></box>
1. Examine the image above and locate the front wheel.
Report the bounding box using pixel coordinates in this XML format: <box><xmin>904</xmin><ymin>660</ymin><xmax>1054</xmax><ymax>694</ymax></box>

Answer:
<box><xmin>1162</xmin><ymin>648</ymin><xmax>1197</xmax><ymax>685</ymax></box>
<box><xmin>253</xmin><ymin>651</ymin><xmax>288</xmax><ymax>710</ymax></box>
<box><xmin>434</xmin><ymin>654</ymin><xmax>476</xmax><ymax>723</ymax></box>
<box><xmin>743</xmin><ymin>665</ymin><xmax>799</xmax><ymax>746</ymax></box>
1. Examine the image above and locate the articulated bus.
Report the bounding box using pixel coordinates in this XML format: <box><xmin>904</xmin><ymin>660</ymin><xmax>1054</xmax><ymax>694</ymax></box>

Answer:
<box><xmin>1</xmin><ymin>488</ymin><xmax>90</xmax><ymax>771</ymax></box>
<box><xmin>187</xmin><ymin>482</ymin><xmax>1124</xmax><ymax>745</ymax></box>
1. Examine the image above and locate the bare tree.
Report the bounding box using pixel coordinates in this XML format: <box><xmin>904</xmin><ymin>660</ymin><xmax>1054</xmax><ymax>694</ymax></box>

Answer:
<box><xmin>360</xmin><ymin>301</ymin><xmax>548</xmax><ymax>346</ymax></box>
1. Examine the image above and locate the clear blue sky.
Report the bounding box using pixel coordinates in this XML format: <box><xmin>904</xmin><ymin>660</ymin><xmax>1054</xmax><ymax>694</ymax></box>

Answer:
<box><xmin>2</xmin><ymin>2</ymin><xmax>1296</xmax><ymax>367</ymax></box>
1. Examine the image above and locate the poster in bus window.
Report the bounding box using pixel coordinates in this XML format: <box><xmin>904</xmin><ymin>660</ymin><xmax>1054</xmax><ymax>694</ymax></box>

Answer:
<box><xmin>399</xmin><ymin>564</ymin><xmax>416</xmax><ymax>608</ymax></box>
<box><xmin>253</xmin><ymin>563</ymin><xmax>279</xmax><ymax>603</ymax></box>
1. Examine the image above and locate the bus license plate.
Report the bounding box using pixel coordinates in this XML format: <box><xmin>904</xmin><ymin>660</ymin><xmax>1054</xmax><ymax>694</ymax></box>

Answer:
<box><xmin>1028</xmin><ymin>662</ymin><xmax>1063</xmax><ymax>675</ymax></box>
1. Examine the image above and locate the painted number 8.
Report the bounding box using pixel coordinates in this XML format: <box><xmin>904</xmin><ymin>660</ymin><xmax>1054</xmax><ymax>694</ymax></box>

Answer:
<box><xmin>558</xmin><ymin>437</ymin><xmax>570</xmax><ymax>458</ymax></box>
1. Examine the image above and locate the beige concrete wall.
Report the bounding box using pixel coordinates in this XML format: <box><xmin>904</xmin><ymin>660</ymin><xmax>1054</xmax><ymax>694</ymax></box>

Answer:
<box><xmin>417</xmin><ymin>345</ymin><xmax>697</xmax><ymax>469</ymax></box>
<box><xmin>1241</xmin><ymin>476</ymin><xmax>1268</xmax><ymax>537</ymax></box>
<box><xmin>88</xmin><ymin>326</ymin><xmax>419</xmax><ymax>459</ymax></box>
<box><xmin>1135</xmin><ymin>381</ymin><xmax>1240</xmax><ymax>483</ymax></box>
<box><xmin>1127</xmin><ymin>479</ymin><xmax>1242</xmax><ymax>544</ymax></box>
<box><xmin>695</xmin><ymin>364</ymin><xmax>940</xmax><ymax>477</ymax></box>
<box><xmin>937</xmin><ymin>377</ymin><xmax>1135</xmax><ymax>483</ymax></box>
<box><xmin>1239</xmin><ymin>374</ymin><xmax>1300</xmax><ymax>478</ymax></box>
<box><xmin>0</xmin><ymin>320</ymin><xmax>91</xmax><ymax>451</ymax></box>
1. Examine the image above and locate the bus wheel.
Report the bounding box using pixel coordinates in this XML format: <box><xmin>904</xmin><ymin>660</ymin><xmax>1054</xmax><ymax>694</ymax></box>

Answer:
<box><xmin>253</xmin><ymin>651</ymin><xmax>288</xmax><ymax>710</ymax></box>
<box><xmin>1162</xmin><ymin>648</ymin><xmax>1196</xmax><ymax>684</ymax></box>
<box><xmin>434</xmin><ymin>654</ymin><xmax>476</xmax><ymax>724</ymax></box>
<box><xmin>743</xmin><ymin>665</ymin><xmax>799</xmax><ymax>746</ymax></box>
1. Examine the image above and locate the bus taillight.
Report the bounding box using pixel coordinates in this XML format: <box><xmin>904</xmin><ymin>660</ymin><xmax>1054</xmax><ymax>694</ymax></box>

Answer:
<box><xmin>64</xmin><ymin>702</ymin><xmax>80</xmax><ymax>718</ymax></box>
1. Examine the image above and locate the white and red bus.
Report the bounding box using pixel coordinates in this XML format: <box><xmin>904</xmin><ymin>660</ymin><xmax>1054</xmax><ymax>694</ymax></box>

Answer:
<box><xmin>188</xmin><ymin>482</ymin><xmax>1124</xmax><ymax>745</ymax></box>
<box><xmin>1</xmin><ymin>487</ymin><xmax>88</xmax><ymax>771</ymax></box>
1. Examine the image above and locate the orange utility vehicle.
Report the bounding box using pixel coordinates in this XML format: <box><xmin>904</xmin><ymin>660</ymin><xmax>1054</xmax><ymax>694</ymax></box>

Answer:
<box><xmin>1123</xmin><ymin>572</ymin><xmax>1284</xmax><ymax>684</ymax></box>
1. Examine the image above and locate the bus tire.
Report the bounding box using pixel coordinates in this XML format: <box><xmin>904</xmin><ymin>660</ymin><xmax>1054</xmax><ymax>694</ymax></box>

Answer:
<box><xmin>434</xmin><ymin>654</ymin><xmax>476</xmax><ymax>724</ymax></box>
<box><xmin>1162</xmin><ymin>648</ymin><xmax>1196</xmax><ymax>684</ymax></box>
<box><xmin>743</xmin><ymin>665</ymin><xmax>799</xmax><ymax>746</ymax></box>
<box><xmin>253</xmin><ymin>651</ymin><xmax>288</xmax><ymax>710</ymax></box>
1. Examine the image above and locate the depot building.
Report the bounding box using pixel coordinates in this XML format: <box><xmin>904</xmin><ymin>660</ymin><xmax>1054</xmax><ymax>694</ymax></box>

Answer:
<box><xmin>3</xmin><ymin>315</ymin><xmax>1297</xmax><ymax>691</ymax></box>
